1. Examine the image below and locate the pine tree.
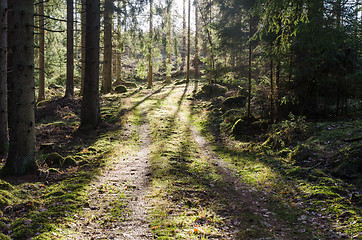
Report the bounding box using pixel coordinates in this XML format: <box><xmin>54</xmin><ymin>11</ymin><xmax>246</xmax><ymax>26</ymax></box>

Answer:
<box><xmin>37</xmin><ymin>0</ymin><xmax>45</xmax><ymax>102</ymax></box>
<box><xmin>65</xmin><ymin>0</ymin><xmax>74</xmax><ymax>97</ymax></box>
<box><xmin>186</xmin><ymin>0</ymin><xmax>191</xmax><ymax>82</ymax></box>
<box><xmin>0</xmin><ymin>0</ymin><xmax>8</xmax><ymax>155</ymax></box>
<box><xmin>4</xmin><ymin>0</ymin><xmax>37</xmax><ymax>175</ymax></box>
<box><xmin>194</xmin><ymin>0</ymin><xmax>199</xmax><ymax>78</ymax></box>
<box><xmin>165</xmin><ymin>0</ymin><xmax>172</xmax><ymax>83</ymax></box>
<box><xmin>80</xmin><ymin>0</ymin><xmax>101</xmax><ymax>130</ymax></box>
<box><xmin>102</xmin><ymin>0</ymin><xmax>113</xmax><ymax>93</ymax></box>
<box><xmin>147</xmin><ymin>0</ymin><xmax>153</xmax><ymax>88</ymax></box>
<box><xmin>80</xmin><ymin>0</ymin><xmax>86</xmax><ymax>96</ymax></box>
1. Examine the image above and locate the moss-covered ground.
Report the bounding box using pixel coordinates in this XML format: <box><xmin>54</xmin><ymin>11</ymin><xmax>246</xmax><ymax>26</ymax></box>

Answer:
<box><xmin>0</xmin><ymin>78</ymin><xmax>360</xmax><ymax>239</ymax></box>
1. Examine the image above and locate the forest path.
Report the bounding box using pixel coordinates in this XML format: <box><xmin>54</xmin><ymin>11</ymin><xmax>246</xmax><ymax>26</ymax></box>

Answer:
<box><xmin>63</xmin><ymin>91</ymin><xmax>155</xmax><ymax>239</ymax></box>
<box><xmin>64</xmin><ymin>81</ymin><xmax>336</xmax><ymax>239</ymax></box>
<box><xmin>134</xmin><ymin>81</ymin><xmax>325</xmax><ymax>239</ymax></box>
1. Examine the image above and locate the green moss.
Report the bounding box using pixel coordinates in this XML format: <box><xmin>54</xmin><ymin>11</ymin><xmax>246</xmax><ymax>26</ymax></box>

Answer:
<box><xmin>32</xmin><ymin>232</ymin><xmax>60</xmax><ymax>240</ymax></box>
<box><xmin>0</xmin><ymin>233</ymin><xmax>11</xmax><ymax>240</ymax></box>
<box><xmin>62</xmin><ymin>156</ymin><xmax>77</xmax><ymax>166</ymax></box>
<box><xmin>0</xmin><ymin>190</ymin><xmax>14</xmax><ymax>209</ymax></box>
<box><xmin>0</xmin><ymin>180</ymin><xmax>13</xmax><ymax>191</ymax></box>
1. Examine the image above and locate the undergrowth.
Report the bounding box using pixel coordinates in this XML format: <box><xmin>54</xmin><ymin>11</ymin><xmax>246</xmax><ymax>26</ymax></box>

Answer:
<box><xmin>190</xmin><ymin>85</ymin><xmax>362</xmax><ymax>238</ymax></box>
<box><xmin>0</xmin><ymin>93</ymin><xmax>128</xmax><ymax>239</ymax></box>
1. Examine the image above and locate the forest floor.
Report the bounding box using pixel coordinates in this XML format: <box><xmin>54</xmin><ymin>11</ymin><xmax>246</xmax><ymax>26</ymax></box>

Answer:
<box><xmin>0</xmin><ymin>78</ymin><xmax>361</xmax><ymax>239</ymax></box>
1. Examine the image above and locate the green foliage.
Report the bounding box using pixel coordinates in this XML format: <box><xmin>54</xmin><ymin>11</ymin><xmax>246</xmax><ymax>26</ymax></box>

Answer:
<box><xmin>263</xmin><ymin>114</ymin><xmax>308</xmax><ymax>149</ymax></box>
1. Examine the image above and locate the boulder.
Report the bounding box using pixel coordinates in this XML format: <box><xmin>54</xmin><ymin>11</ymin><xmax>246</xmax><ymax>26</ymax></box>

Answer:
<box><xmin>222</xmin><ymin>96</ymin><xmax>247</xmax><ymax>109</ymax></box>
<box><xmin>114</xmin><ymin>85</ymin><xmax>128</xmax><ymax>93</ymax></box>
<box><xmin>45</xmin><ymin>152</ymin><xmax>64</xmax><ymax>166</ymax></box>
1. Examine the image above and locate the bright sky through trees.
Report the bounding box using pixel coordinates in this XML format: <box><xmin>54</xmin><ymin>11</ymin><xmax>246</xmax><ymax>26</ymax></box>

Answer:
<box><xmin>139</xmin><ymin>0</ymin><xmax>195</xmax><ymax>32</ymax></box>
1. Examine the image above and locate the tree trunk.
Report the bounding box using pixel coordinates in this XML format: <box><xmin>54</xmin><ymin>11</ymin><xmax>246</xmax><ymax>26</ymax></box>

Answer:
<box><xmin>37</xmin><ymin>0</ymin><xmax>45</xmax><ymax>102</ymax></box>
<box><xmin>80</xmin><ymin>0</ymin><xmax>101</xmax><ymax>130</ymax></box>
<box><xmin>102</xmin><ymin>0</ymin><xmax>113</xmax><ymax>93</ymax></box>
<box><xmin>5</xmin><ymin>0</ymin><xmax>37</xmax><ymax>175</ymax></box>
<box><xmin>65</xmin><ymin>0</ymin><xmax>74</xmax><ymax>97</ymax></box>
<box><xmin>186</xmin><ymin>0</ymin><xmax>191</xmax><ymax>82</ymax></box>
<box><xmin>275</xmin><ymin>61</ymin><xmax>280</xmax><ymax>121</ymax></box>
<box><xmin>336</xmin><ymin>81</ymin><xmax>341</xmax><ymax>116</ymax></box>
<box><xmin>182</xmin><ymin>0</ymin><xmax>186</xmax><ymax>72</ymax></box>
<box><xmin>0</xmin><ymin>0</ymin><xmax>8</xmax><ymax>154</ymax></box>
<box><xmin>247</xmin><ymin>15</ymin><xmax>252</xmax><ymax>123</ymax></box>
<box><xmin>270</xmin><ymin>58</ymin><xmax>274</xmax><ymax>123</ymax></box>
<box><xmin>147</xmin><ymin>0</ymin><xmax>153</xmax><ymax>89</ymax></box>
<box><xmin>165</xmin><ymin>0</ymin><xmax>171</xmax><ymax>83</ymax></box>
<box><xmin>194</xmin><ymin>0</ymin><xmax>199</xmax><ymax>78</ymax></box>
<box><xmin>80</xmin><ymin>0</ymin><xmax>86</xmax><ymax>96</ymax></box>
<box><xmin>116</xmin><ymin>1</ymin><xmax>122</xmax><ymax>81</ymax></box>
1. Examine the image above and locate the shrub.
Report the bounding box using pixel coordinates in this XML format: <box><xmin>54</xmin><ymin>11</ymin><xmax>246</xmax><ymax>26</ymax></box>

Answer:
<box><xmin>263</xmin><ymin>114</ymin><xmax>309</xmax><ymax>149</ymax></box>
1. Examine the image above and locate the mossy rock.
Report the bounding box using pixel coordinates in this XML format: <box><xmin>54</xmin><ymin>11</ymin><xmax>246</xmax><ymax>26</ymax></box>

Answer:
<box><xmin>175</xmin><ymin>79</ymin><xmax>188</xmax><ymax>85</ymax></box>
<box><xmin>203</xmin><ymin>84</ymin><xmax>228</xmax><ymax>95</ymax></box>
<box><xmin>36</xmin><ymin>100</ymin><xmax>51</xmax><ymax>107</ymax></box>
<box><xmin>39</xmin><ymin>143</ymin><xmax>55</xmax><ymax>153</ymax></box>
<box><xmin>74</xmin><ymin>156</ymin><xmax>84</xmax><ymax>161</ymax></box>
<box><xmin>119</xmin><ymin>81</ymin><xmax>137</xmax><ymax>88</ymax></box>
<box><xmin>222</xmin><ymin>96</ymin><xmax>247</xmax><ymax>109</ymax></box>
<box><xmin>331</xmin><ymin>144</ymin><xmax>362</xmax><ymax>179</ymax></box>
<box><xmin>0</xmin><ymin>233</ymin><xmax>11</xmax><ymax>240</ymax></box>
<box><xmin>289</xmin><ymin>144</ymin><xmax>314</xmax><ymax>163</ymax></box>
<box><xmin>114</xmin><ymin>85</ymin><xmax>128</xmax><ymax>93</ymax></box>
<box><xmin>62</xmin><ymin>156</ymin><xmax>77</xmax><ymax>167</ymax></box>
<box><xmin>332</xmin><ymin>158</ymin><xmax>362</xmax><ymax>179</ymax></box>
<box><xmin>237</xmin><ymin>86</ymin><xmax>247</xmax><ymax>97</ymax></box>
<box><xmin>87</xmin><ymin>147</ymin><xmax>97</xmax><ymax>152</ymax></box>
<box><xmin>48</xmin><ymin>168</ymin><xmax>61</xmax><ymax>174</ymax></box>
<box><xmin>45</xmin><ymin>152</ymin><xmax>64</xmax><ymax>166</ymax></box>
<box><xmin>0</xmin><ymin>180</ymin><xmax>13</xmax><ymax>191</ymax></box>
<box><xmin>48</xmin><ymin>83</ymin><xmax>63</xmax><ymax>89</ymax></box>
<box><xmin>11</xmin><ymin>223</ymin><xmax>36</xmax><ymax>240</ymax></box>
<box><xmin>0</xmin><ymin>190</ymin><xmax>13</xmax><ymax>209</ymax></box>
<box><xmin>222</xmin><ymin>109</ymin><xmax>242</xmax><ymax>118</ymax></box>
<box><xmin>171</xmin><ymin>71</ymin><xmax>183</xmax><ymax>78</ymax></box>
<box><xmin>231</xmin><ymin>119</ymin><xmax>245</xmax><ymax>136</ymax></box>
<box><xmin>196</xmin><ymin>84</ymin><xmax>228</xmax><ymax>98</ymax></box>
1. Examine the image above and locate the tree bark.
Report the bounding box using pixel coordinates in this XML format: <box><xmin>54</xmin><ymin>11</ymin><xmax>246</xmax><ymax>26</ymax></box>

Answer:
<box><xmin>165</xmin><ymin>0</ymin><xmax>171</xmax><ymax>83</ymax></box>
<box><xmin>116</xmin><ymin>1</ymin><xmax>122</xmax><ymax>81</ymax></box>
<box><xmin>0</xmin><ymin>0</ymin><xmax>8</xmax><ymax>154</ymax></box>
<box><xmin>182</xmin><ymin>0</ymin><xmax>186</xmax><ymax>72</ymax></box>
<box><xmin>80</xmin><ymin>0</ymin><xmax>101</xmax><ymax>130</ymax></box>
<box><xmin>37</xmin><ymin>0</ymin><xmax>45</xmax><ymax>102</ymax></box>
<box><xmin>247</xmin><ymin>15</ymin><xmax>252</xmax><ymax>123</ymax></box>
<box><xmin>275</xmin><ymin>60</ymin><xmax>280</xmax><ymax>122</ymax></box>
<box><xmin>270</xmin><ymin>57</ymin><xmax>274</xmax><ymax>123</ymax></box>
<box><xmin>194</xmin><ymin>0</ymin><xmax>199</xmax><ymax>78</ymax></box>
<box><xmin>5</xmin><ymin>0</ymin><xmax>37</xmax><ymax>175</ymax></box>
<box><xmin>102</xmin><ymin>0</ymin><xmax>113</xmax><ymax>93</ymax></box>
<box><xmin>147</xmin><ymin>0</ymin><xmax>153</xmax><ymax>88</ymax></box>
<box><xmin>80</xmin><ymin>0</ymin><xmax>86</xmax><ymax>96</ymax></box>
<box><xmin>65</xmin><ymin>0</ymin><xmax>74</xmax><ymax>97</ymax></box>
<box><xmin>186</xmin><ymin>0</ymin><xmax>191</xmax><ymax>82</ymax></box>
